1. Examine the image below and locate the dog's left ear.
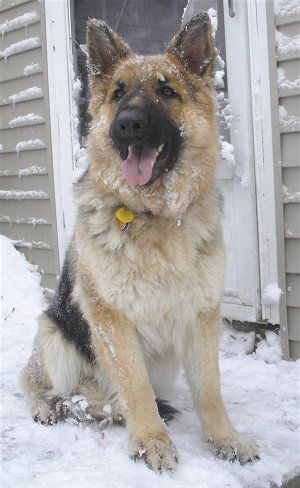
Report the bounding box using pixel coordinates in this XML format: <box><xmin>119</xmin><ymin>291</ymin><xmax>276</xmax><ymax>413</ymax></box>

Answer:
<box><xmin>86</xmin><ymin>19</ymin><xmax>131</xmax><ymax>76</ymax></box>
<box><xmin>167</xmin><ymin>12</ymin><xmax>215</xmax><ymax>77</ymax></box>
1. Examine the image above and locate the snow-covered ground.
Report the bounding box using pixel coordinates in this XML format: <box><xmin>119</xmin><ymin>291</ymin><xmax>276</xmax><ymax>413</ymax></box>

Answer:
<box><xmin>1</xmin><ymin>235</ymin><xmax>300</xmax><ymax>488</ymax></box>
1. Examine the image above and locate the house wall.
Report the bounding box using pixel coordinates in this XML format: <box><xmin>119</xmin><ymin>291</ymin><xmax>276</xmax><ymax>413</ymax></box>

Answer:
<box><xmin>275</xmin><ymin>7</ymin><xmax>300</xmax><ymax>358</ymax></box>
<box><xmin>0</xmin><ymin>0</ymin><xmax>60</xmax><ymax>294</ymax></box>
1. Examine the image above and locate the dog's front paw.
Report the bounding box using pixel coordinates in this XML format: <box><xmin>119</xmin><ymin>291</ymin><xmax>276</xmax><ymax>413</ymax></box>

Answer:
<box><xmin>130</xmin><ymin>435</ymin><xmax>179</xmax><ymax>472</ymax></box>
<box><xmin>214</xmin><ymin>435</ymin><xmax>260</xmax><ymax>465</ymax></box>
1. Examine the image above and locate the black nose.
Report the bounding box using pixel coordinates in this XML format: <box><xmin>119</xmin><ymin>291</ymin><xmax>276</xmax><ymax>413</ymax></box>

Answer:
<box><xmin>115</xmin><ymin>108</ymin><xmax>148</xmax><ymax>140</ymax></box>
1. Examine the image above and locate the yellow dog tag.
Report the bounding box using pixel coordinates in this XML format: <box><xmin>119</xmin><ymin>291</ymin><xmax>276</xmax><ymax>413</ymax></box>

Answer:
<box><xmin>116</xmin><ymin>207</ymin><xmax>134</xmax><ymax>224</ymax></box>
<box><xmin>116</xmin><ymin>207</ymin><xmax>134</xmax><ymax>234</ymax></box>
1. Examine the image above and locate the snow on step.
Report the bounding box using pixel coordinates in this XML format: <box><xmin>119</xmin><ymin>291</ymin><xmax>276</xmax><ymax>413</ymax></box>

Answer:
<box><xmin>15</xmin><ymin>139</ymin><xmax>45</xmax><ymax>153</ymax></box>
<box><xmin>0</xmin><ymin>11</ymin><xmax>39</xmax><ymax>37</ymax></box>
<box><xmin>8</xmin><ymin>113</ymin><xmax>44</xmax><ymax>128</ymax></box>
<box><xmin>11</xmin><ymin>238</ymin><xmax>50</xmax><ymax>250</ymax></box>
<box><xmin>0</xmin><ymin>143</ymin><xmax>4</xmax><ymax>152</ymax></box>
<box><xmin>8</xmin><ymin>86</ymin><xmax>43</xmax><ymax>104</ymax></box>
<box><xmin>0</xmin><ymin>37</ymin><xmax>40</xmax><ymax>60</ymax></box>
<box><xmin>18</xmin><ymin>166</ymin><xmax>46</xmax><ymax>176</ymax></box>
<box><xmin>23</xmin><ymin>63</ymin><xmax>41</xmax><ymax>76</ymax></box>
<box><xmin>0</xmin><ymin>189</ymin><xmax>48</xmax><ymax>200</ymax></box>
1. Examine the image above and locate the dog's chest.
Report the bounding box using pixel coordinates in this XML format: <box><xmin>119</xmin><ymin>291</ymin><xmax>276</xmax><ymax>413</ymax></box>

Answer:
<box><xmin>91</xmin><ymin>219</ymin><xmax>223</xmax><ymax>331</ymax></box>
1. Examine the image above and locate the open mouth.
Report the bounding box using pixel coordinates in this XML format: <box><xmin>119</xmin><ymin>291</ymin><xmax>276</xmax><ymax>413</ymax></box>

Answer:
<box><xmin>121</xmin><ymin>143</ymin><xmax>170</xmax><ymax>186</ymax></box>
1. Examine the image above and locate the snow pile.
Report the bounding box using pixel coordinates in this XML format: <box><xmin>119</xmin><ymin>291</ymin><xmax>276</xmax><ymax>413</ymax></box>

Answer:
<box><xmin>8</xmin><ymin>113</ymin><xmax>44</xmax><ymax>128</ymax></box>
<box><xmin>0</xmin><ymin>11</ymin><xmax>39</xmax><ymax>37</ymax></box>
<box><xmin>221</xmin><ymin>321</ymin><xmax>256</xmax><ymax>356</ymax></box>
<box><xmin>1</xmin><ymin>237</ymin><xmax>300</xmax><ymax>487</ymax></box>
<box><xmin>8</xmin><ymin>86</ymin><xmax>43</xmax><ymax>105</ymax></box>
<box><xmin>23</xmin><ymin>63</ymin><xmax>41</xmax><ymax>76</ymax></box>
<box><xmin>262</xmin><ymin>283</ymin><xmax>282</xmax><ymax>305</ymax></box>
<box><xmin>277</xmin><ymin>67</ymin><xmax>300</xmax><ymax>91</ymax></box>
<box><xmin>1</xmin><ymin>235</ymin><xmax>46</xmax><ymax>322</ymax></box>
<box><xmin>0</xmin><ymin>37</ymin><xmax>40</xmax><ymax>60</ymax></box>
<box><xmin>274</xmin><ymin>0</ymin><xmax>300</xmax><ymax>16</ymax></box>
<box><xmin>255</xmin><ymin>331</ymin><xmax>282</xmax><ymax>364</ymax></box>
<box><xmin>15</xmin><ymin>139</ymin><xmax>44</xmax><ymax>153</ymax></box>
<box><xmin>279</xmin><ymin>105</ymin><xmax>300</xmax><ymax>131</ymax></box>
<box><xmin>276</xmin><ymin>30</ymin><xmax>300</xmax><ymax>56</ymax></box>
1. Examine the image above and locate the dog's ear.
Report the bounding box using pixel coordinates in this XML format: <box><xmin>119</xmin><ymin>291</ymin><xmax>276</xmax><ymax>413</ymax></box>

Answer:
<box><xmin>86</xmin><ymin>19</ymin><xmax>131</xmax><ymax>76</ymax></box>
<box><xmin>167</xmin><ymin>13</ymin><xmax>215</xmax><ymax>77</ymax></box>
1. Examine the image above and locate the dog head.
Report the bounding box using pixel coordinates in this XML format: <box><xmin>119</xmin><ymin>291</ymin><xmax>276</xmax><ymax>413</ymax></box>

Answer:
<box><xmin>86</xmin><ymin>14</ymin><xmax>218</xmax><ymax>218</ymax></box>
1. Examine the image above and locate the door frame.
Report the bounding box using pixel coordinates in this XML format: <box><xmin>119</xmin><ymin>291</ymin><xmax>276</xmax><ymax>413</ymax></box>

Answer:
<box><xmin>44</xmin><ymin>0</ymin><xmax>286</xmax><ymax>334</ymax></box>
<box><xmin>44</xmin><ymin>0</ymin><xmax>75</xmax><ymax>266</ymax></box>
<box><xmin>246</xmin><ymin>0</ymin><xmax>288</xmax><ymax>354</ymax></box>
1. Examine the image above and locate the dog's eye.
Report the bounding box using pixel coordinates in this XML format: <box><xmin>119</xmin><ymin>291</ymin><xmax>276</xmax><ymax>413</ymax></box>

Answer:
<box><xmin>112</xmin><ymin>87</ymin><xmax>125</xmax><ymax>101</ymax></box>
<box><xmin>160</xmin><ymin>85</ymin><xmax>177</xmax><ymax>98</ymax></box>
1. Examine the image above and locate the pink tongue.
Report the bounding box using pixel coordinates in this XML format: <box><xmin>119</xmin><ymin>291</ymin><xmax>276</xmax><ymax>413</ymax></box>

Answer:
<box><xmin>121</xmin><ymin>146</ymin><xmax>157</xmax><ymax>185</ymax></box>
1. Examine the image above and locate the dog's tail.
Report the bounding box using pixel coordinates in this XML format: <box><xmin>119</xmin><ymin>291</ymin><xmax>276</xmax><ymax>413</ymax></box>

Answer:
<box><xmin>156</xmin><ymin>399</ymin><xmax>180</xmax><ymax>423</ymax></box>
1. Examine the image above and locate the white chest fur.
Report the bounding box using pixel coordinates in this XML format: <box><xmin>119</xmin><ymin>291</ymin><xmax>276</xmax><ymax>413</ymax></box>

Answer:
<box><xmin>76</xmin><ymin>193</ymin><xmax>225</xmax><ymax>357</ymax></box>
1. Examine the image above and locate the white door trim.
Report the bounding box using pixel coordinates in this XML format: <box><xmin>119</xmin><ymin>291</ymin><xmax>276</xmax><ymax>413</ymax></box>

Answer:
<box><xmin>221</xmin><ymin>0</ymin><xmax>260</xmax><ymax>322</ymax></box>
<box><xmin>247</xmin><ymin>0</ymin><xmax>287</xmax><ymax>327</ymax></box>
<box><xmin>44</xmin><ymin>0</ymin><xmax>75</xmax><ymax>265</ymax></box>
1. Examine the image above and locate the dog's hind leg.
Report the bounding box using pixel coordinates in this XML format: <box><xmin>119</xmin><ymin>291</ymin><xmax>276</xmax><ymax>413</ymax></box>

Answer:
<box><xmin>20</xmin><ymin>315</ymin><xmax>126</xmax><ymax>425</ymax></box>
<box><xmin>19</xmin><ymin>338</ymin><xmax>59</xmax><ymax>424</ymax></box>
<box><xmin>183</xmin><ymin>306</ymin><xmax>260</xmax><ymax>465</ymax></box>
<box><xmin>19</xmin><ymin>314</ymin><xmax>91</xmax><ymax>424</ymax></box>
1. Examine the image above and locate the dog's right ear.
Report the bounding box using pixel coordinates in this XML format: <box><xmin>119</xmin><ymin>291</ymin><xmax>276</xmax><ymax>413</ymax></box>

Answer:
<box><xmin>86</xmin><ymin>19</ymin><xmax>130</xmax><ymax>76</ymax></box>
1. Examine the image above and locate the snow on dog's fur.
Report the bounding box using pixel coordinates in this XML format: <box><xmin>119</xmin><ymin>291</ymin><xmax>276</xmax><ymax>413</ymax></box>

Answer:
<box><xmin>20</xmin><ymin>13</ymin><xmax>259</xmax><ymax>472</ymax></box>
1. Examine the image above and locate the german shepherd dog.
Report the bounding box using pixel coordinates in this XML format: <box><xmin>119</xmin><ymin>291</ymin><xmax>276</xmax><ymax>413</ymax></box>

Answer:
<box><xmin>20</xmin><ymin>13</ymin><xmax>259</xmax><ymax>471</ymax></box>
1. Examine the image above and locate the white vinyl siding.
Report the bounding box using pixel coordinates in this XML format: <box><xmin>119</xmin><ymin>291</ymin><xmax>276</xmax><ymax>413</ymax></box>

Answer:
<box><xmin>275</xmin><ymin>7</ymin><xmax>300</xmax><ymax>358</ymax></box>
<box><xmin>0</xmin><ymin>0</ymin><xmax>60</xmax><ymax>294</ymax></box>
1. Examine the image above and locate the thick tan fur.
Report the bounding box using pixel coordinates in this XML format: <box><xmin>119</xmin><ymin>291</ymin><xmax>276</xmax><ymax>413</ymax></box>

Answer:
<box><xmin>20</xmin><ymin>17</ymin><xmax>259</xmax><ymax>471</ymax></box>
